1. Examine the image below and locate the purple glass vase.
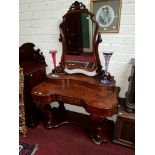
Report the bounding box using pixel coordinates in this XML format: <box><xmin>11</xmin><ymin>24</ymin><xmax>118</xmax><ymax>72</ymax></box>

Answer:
<box><xmin>100</xmin><ymin>51</ymin><xmax>113</xmax><ymax>84</ymax></box>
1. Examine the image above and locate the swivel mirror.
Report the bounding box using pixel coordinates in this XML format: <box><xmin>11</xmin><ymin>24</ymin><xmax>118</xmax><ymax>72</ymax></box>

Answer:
<box><xmin>57</xmin><ymin>1</ymin><xmax>102</xmax><ymax>75</ymax></box>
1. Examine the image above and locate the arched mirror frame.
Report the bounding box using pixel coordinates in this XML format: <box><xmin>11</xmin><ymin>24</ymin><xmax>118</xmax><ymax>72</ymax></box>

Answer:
<box><xmin>55</xmin><ymin>1</ymin><xmax>103</xmax><ymax>76</ymax></box>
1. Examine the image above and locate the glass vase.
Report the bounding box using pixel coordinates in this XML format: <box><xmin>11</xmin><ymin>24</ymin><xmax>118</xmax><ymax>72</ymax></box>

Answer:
<box><xmin>49</xmin><ymin>50</ymin><xmax>59</xmax><ymax>77</ymax></box>
<box><xmin>100</xmin><ymin>51</ymin><xmax>113</xmax><ymax>84</ymax></box>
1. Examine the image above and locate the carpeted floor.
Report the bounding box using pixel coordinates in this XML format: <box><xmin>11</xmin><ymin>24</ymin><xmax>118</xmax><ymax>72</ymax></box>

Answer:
<box><xmin>20</xmin><ymin>124</ymin><xmax>135</xmax><ymax>155</ymax></box>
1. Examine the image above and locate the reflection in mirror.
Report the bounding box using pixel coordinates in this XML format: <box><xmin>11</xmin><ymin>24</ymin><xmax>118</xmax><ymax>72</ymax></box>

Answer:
<box><xmin>60</xmin><ymin>12</ymin><xmax>97</xmax><ymax>71</ymax></box>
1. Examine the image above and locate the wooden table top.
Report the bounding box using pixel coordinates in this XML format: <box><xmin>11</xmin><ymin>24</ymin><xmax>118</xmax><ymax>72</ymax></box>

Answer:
<box><xmin>32</xmin><ymin>74</ymin><xmax>119</xmax><ymax>117</ymax></box>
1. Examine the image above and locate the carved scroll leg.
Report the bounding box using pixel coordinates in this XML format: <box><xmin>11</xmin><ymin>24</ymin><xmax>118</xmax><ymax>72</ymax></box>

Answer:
<box><xmin>36</xmin><ymin>103</ymin><xmax>54</xmax><ymax>129</ymax></box>
<box><xmin>90</xmin><ymin>116</ymin><xmax>108</xmax><ymax>145</ymax></box>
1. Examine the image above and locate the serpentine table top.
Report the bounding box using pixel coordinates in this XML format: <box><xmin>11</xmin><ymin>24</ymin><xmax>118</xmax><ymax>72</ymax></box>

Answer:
<box><xmin>31</xmin><ymin>73</ymin><xmax>119</xmax><ymax>117</ymax></box>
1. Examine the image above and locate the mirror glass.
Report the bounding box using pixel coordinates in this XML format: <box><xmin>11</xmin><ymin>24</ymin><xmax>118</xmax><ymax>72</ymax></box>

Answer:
<box><xmin>60</xmin><ymin>12</ymin><xmax>97</xmax><ymax>72</ymax></box>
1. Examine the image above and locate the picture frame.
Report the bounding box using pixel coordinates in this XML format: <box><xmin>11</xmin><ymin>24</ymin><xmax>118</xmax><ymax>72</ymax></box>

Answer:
<box><xmin>90</xmin><ymin>0</ymin><xmax>122</xmax><ymax>33</ymax></box>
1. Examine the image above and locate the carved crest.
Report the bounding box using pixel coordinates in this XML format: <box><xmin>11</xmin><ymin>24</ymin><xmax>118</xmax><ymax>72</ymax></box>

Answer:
<box><xmin>69</xmin><ymin>1</ymin><xmax>87</xmax><ymax>11</ymax></box>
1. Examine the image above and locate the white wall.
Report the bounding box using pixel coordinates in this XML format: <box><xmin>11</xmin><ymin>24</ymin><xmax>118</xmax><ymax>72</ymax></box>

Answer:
<box><xmin>19</xmin><ymin>0</ymin><xmax>135</xmax><ymax>111</ymax></box>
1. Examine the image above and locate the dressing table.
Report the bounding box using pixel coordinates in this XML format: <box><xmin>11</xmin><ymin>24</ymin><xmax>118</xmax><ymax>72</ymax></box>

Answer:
<box><xmin>31</xmin><ymin>1</ymin><xmax>120</xmax><ymax>145</ymax></box>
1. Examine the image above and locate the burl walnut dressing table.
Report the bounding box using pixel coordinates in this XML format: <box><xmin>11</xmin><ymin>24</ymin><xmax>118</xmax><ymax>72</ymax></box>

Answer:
<box><xmin>31</xmin><ymin>1</ymin><xmax>120</xmax><ymax>145</ymax></box>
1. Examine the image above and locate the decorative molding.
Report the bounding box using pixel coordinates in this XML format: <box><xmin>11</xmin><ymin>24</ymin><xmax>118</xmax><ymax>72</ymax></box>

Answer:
<box><xmin>19</xmin><ymin>66</ymin><xmax>27</xmax><ymax>137</ymax></box>
<box><xmin>19</xmin><ymin>42</ymin><xmax>46</xmax><ymax>65</ymax></box>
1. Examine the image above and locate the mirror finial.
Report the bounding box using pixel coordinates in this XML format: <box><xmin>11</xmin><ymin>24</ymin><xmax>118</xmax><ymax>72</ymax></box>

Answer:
<box><xmin>69</xmin><ymin>1</ymin><xmax>87</xmax><ymax>11</ymax></box>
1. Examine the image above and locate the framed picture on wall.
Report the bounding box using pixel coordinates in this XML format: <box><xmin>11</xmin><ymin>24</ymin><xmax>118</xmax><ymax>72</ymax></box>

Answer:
<box><xmin>90</xmin><ymin>0</ymin><xmax>122</xmax><ymax>33</ymax></box>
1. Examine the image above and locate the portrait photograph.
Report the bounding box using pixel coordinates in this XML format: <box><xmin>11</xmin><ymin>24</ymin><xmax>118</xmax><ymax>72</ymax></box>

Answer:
<box><xmin>90</xmin><ymin>0</ymin><xmax>122</xmax><ymax>33</ymax></box>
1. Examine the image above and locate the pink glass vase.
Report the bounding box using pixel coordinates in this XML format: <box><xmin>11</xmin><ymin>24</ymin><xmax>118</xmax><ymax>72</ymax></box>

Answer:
<box><xmin>49</xmin><ymin>50</ymin><xmax>58</xmax><ymax>76</ymax></box>
<box><xmin>49</xmin><ymin>50</ymin><xmax>57</xmax><ymax>69</ymax></box>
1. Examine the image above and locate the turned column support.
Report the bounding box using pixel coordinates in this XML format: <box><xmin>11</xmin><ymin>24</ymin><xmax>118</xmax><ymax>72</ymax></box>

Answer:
<box><xmin>57</xmin><ymin>102</ymin><xmax>66</xmax><ymax>121</ymax></box>
<box><xmin>58</xmin><ymin>102</ymin><xmax>66</xmax><ymax>112</ymax></box>
<box><xmin>90</xmin><ymin>115</ymin><xmax>108</xmax><ymax>145</ymax></box>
